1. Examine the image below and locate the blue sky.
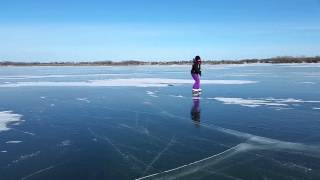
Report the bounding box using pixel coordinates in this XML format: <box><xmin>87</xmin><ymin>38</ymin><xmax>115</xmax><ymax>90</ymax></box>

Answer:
<box><xmin>1</xmin><ymin>0</ymin><xmax>320</xmax><ymax>61</ymax></box>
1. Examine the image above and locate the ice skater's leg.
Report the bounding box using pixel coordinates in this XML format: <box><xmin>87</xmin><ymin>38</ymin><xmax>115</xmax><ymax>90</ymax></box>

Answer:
<box><xmin>198</xmin><ymin>74</ymin><xmax>201</xmax><ymax>90</ymax></box>
<box><xmin>194</xmin><ymin>74</ymin><xmax>200</xmax><ymax>89</ymax></box>
<box><xmin>192</xmin><ymin>73</ymin><xmax>198</xmax><ymax>89</ymax></box>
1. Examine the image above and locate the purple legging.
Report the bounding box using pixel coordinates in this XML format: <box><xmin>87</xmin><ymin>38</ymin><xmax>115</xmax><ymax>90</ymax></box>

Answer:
<box><xmin>191</xmin><ymin>73</ymin><xmax>200</xmax><ymax>89</ymax></box>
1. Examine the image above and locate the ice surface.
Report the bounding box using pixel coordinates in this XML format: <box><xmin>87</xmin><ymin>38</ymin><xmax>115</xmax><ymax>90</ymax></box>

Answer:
<box><xmin>136</xmin><ymin>123</ymin><xmax>320</xmax><ymax>180</ymax></box>
<box><xmin>1</xmin><ymin>65</ymin><xmax>320</xmax><ymax>180</ymax></box>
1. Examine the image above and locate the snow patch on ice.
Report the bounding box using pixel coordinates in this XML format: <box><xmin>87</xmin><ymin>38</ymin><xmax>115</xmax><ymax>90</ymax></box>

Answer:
<box><xmin>23</xmin><ymin>131</ymin><xmax>35</xmax><ymax>136</ymax></box>
<box><xmin>1</xmin><ymin>150</ymin><xmax>7</xmax><ymax>153</ymax></box>
<box><xmin>300</xmin><ymin>82</ymin><xmax>316</xmax><ymax>85</ymax></box>
<box><xmin>213</xmin><ymin>97</ymin><xmax>287</xmax><ymax>107</ymax></box>
<box><xmin>6</xmin><ymin>141</ymin><xmax>22</xmax><ymax>144</ymax></box>
<box><xmin>76</xmin><ymin>98</ymin><xmax>90</xmax><ymax>103</ymax></box>
<box><xmin>0</xmin><ymin>111</ymin><xmax>24</xmax><ymax>133</ymax></box>
<box><xmin>0</xmin><ymin>78</ymin><xmax>258</xmax><ymax>88</ymax></box>
<box><xmin>213</xmin><ymin>97</ymin><xmax>320</xmax><ymax>108</ymax></box>
<box><xmin>146</xmin><ymin>91</ymin><xmax>159</xmax><ymax>97</ymax></box>
<box><xmin>268</xmin><ymin>98</ymin><xmax>320</xmax><ymax>103</ymax></box>
<box><xmin>0</xmin><ymin>73</ymin><xmax>127</xmax><ymax>80</ymax></box>
<box><xmin>58</xmin><ymin>140</ymin><xmax>71</xmax><ymax>147</ymax></box>
<box><xmin>170</xmin><ymin>95</ymin><xmax>184</xmax><ymax>98</ymax></box>
<box><xmin>274</xmin><ymin>107</ymin><xmax>294</xmax><ymax>111</ymax></box>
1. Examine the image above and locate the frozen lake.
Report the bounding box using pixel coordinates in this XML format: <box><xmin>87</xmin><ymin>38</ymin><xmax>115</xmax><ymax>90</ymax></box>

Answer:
<box><xmin>0</xmin><ymin>64</ymin><xmax>320</xmax><ymax>180</ymax></box>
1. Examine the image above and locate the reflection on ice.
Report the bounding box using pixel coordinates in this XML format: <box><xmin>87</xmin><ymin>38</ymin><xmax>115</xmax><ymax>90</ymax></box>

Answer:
<box><xmin>191</xmin><ymin>98</ymin><xmax>201</xmax><ymax>127</ymax></box>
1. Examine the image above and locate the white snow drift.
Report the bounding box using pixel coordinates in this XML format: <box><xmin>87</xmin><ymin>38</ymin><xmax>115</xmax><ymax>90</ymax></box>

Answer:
<box><xmin>0</xmin><ymin>73</ymin><xmax>127</xmax><ymax>80</ymax></box>
<box><xmin>213</xmin><ymin>97</ymin><xmax>320</xmax><ymax>108</ymax></box>
<box><xmin>0</xmin><ymin>111</ymin><xmax>24</xmax><ymax>133</ymax></box>
<box><xmin>0</xmin><ymin>78</ymin><xmax>257</xmax><ymax>88</ymax></box>
<box><xmin>212</xmin><ymin>97</ymin><xmax>287</xmax><ymax>107</ymax></box>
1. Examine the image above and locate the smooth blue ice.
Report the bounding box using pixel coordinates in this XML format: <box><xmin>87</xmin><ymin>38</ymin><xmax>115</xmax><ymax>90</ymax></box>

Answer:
<box><xmin>0</xmin><ymin>64</ymin><xmax>320</xmax><ymax>180</ymax></box>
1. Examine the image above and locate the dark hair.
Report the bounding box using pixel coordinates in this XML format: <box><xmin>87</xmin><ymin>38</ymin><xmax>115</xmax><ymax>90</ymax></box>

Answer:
<box><xmin>193</xmin><ymin>56</ymin><xmax>201</xmax><ymax>63</ymax></box>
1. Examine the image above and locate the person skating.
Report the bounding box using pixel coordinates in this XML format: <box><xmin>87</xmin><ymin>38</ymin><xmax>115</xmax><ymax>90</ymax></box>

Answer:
<box><xmin>191</xmin><ymin>55</ymin><xmax>202</xmax><ymax>94</ymax></box>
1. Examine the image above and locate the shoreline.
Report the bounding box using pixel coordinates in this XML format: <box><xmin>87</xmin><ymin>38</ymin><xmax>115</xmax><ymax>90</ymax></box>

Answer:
<box><xmin>1</xmin><ymin>56</ymin><xmax>320</xmax><ymax>67</ymax></box>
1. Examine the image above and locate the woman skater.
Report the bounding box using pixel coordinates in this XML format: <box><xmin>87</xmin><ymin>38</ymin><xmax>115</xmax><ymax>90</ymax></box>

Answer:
<box><xmin>191</xmin><ymin>55</ymin><xmax>202</xmax><ymax>94</ymax></box>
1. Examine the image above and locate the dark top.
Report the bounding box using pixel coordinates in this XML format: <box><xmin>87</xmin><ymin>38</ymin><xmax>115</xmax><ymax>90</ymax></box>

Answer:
<box><xmin>191</xmin><ymin>61</ymin><xmax>201</xmax><ymax>75</ymax></box>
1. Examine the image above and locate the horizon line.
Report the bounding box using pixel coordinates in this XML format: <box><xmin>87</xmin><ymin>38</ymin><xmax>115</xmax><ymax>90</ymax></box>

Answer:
<box><xmin>1</xmin><ymin>55</ymin><xmax>320</xmax><ymax>63</ymax></box>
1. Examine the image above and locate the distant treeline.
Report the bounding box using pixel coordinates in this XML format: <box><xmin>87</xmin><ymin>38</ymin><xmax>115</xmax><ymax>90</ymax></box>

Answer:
<box><xmin>1</xmin><ymin>56</ymin><xmax>320</xmax><ymax>66</ymax></box>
